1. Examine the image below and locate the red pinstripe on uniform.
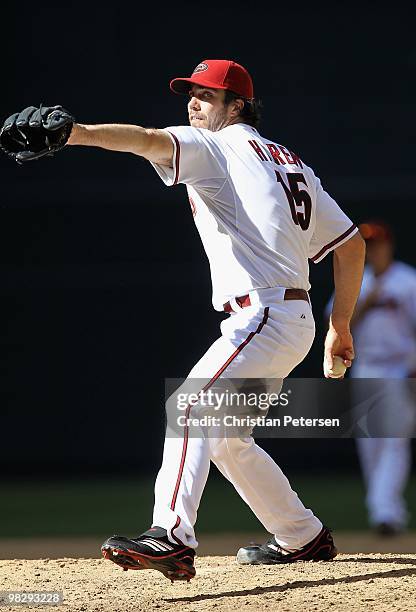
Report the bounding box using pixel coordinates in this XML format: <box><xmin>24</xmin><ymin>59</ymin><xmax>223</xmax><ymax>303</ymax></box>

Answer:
<box><xmin>170</xmin><ymin>515</ymin><xmax>183</xmax><ymax>546</ymax></box>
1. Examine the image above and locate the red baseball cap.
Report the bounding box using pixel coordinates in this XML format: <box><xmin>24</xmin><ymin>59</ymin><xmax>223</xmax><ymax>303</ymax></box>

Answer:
<box><xmin>359</xmin><ymin>221</ymin><xmax>394</xmax><ymax>242</ymax></box>
<box><xmin>170</xmin><ymin>59</ymin><xmax>254</xmax><ymax>99</ymax></box>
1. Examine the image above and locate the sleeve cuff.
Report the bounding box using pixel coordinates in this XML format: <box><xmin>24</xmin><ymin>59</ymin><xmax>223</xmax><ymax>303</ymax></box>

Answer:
<box><xmin>149</xmin><ymin>130</ymin><xmax>180</xmax><ymax>186</ymax></box>
<box><xmin>167</xmin><ymin>130</ymin><xmax>180</xmax><ymax>185</ymax></box>
<box><xmin>310</xmin><ymin>224</ymin><xmax>358</xmax><ymax>263</ymax></box>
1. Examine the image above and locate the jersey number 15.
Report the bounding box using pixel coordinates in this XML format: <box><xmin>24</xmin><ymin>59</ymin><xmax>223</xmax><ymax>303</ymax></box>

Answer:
<box><xmin>275</xmin><ymin>170</ymin><xmax>312</xmax><ymax>231</ymax></box>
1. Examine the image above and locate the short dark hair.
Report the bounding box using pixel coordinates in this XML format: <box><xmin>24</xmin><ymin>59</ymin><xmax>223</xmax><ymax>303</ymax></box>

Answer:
<box><xmin>224</xmin><ymin>90</ymin><xmax>262</xmax><ymax>129</ymax></box>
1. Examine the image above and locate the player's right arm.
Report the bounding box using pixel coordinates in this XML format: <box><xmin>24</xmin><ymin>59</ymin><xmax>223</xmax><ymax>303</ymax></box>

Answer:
<box><xmin>308</xmin><ymin>174</ymin><xmax>366</xmax><ymax>376</ymax></box>
<box><xmin>67</xmin><ymin>123</ymin><xmax>174</xmax><ymax>166</ymax></box>
<box><xmin>324</xmin><ymin>232</ymin><xmax>366</xmax><ymax>372</ymax></box>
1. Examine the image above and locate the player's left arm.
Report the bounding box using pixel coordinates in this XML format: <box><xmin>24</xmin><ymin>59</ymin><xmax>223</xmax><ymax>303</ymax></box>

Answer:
<box><xmin>67</xmin><ymin>123</ymin><xmax>174</xmax><ymax>166</ymax></box>
<box><xmin>324</xmin><ymin>232</ymin><xmax>366</xmax><ymax>375</ymax></box>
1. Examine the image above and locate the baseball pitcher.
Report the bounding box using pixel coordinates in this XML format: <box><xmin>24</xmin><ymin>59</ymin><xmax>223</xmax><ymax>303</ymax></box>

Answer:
<box><xmin>1</xmin><ymin>59</ymin><xmax>365</xmax><ymax>581</ymax></box>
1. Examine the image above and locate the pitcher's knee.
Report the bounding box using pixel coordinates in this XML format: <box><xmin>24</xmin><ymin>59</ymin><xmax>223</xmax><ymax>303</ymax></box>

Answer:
<box><xmin>209</xmin><ymin>436</ymin><xmax>254</xmax><ymax>464</ymax></box>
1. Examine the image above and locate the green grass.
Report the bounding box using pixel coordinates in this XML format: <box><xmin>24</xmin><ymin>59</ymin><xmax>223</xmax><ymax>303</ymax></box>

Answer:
<box><xmin>1</xmin><ymin>473</ymin><xmax>415</xmax><ymax>538</ymax></box>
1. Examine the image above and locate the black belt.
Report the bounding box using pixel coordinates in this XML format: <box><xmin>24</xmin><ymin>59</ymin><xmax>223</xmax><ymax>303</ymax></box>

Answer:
<box><xmin>223</xmin><ymin>289</ymin><xmax>309</xmax><ymax>313</ymax></box>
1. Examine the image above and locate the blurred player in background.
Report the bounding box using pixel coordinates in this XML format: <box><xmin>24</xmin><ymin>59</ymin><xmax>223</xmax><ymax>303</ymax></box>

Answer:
<box><xmin>327</xmin><ymin>221</ymin><xmax>416</xmax><ymax>534</ymax></box>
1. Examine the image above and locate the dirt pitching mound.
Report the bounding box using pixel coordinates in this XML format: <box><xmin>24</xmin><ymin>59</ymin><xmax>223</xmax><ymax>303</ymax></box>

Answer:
<box><xmin>0</xmin><ymin>555</ymin><xmax>415</xmax><ymax>612</ymax></box>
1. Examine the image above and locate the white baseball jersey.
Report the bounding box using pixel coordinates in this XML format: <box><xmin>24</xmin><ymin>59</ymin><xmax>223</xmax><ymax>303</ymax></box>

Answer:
<box><xmin>152</xmin><ymin>123</ymin><xmax>357</xmax><ymax>311</ymax></box>
<box><xmin>352</xmin><ymin>262</ymin><xmax>416</xmax><ymax>371</ymax></box>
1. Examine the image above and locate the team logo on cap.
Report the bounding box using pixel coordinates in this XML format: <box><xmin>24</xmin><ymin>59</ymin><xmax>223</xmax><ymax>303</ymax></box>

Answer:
<box><xmin>193</xmin><ymin>62</ymin><xmax>208</xmax><ymax>74</ymax></box>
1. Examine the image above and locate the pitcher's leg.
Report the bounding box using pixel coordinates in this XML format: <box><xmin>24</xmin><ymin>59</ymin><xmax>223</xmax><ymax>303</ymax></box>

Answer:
<box><xmin>210</xmin><ymin>435</ymin><xmax>322</xmax><ymax>550</ymax></box>
<box><xmin>207</xmin><ymin>306</ymin><xmax>322</xmax><ymax>550</ymax></box>
<box><xmin>152</xmin><ymin>334</ymin><xmax>253</xmax><ymax>548</ymax></box>
<box><xmin>153</xmin><ymin>434</ymin><xmax>210</xmax><ymax>548</ymax></box>
<box><xmin>155</xmin><ymin>304</ymin><xmax>320</xmax><ymax>556</ymax></box>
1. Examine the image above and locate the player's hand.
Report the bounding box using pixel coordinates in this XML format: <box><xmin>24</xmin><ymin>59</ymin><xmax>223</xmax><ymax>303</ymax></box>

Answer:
<box><xmin>323</xmin><ymin>326</ymin><xmax>354</xmax><ymax>378</ymax></box>
<box><xmin>0</xmin><ymin>104</ymin><xmax>74</xmax><ymax>163</ymax></box>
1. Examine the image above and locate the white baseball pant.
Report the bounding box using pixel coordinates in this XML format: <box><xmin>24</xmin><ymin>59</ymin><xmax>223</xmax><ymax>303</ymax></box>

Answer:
<box><xmin>152</xmin><ymin>287</ymin><xmax>323</xmax><ymax>550</ymax></box>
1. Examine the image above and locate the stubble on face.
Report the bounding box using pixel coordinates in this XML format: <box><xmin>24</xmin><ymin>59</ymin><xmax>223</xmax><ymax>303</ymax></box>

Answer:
<box><xmin>188</xmin><ymin>87</ymin><xmax>230</xmax><ymax>132</ymax></box>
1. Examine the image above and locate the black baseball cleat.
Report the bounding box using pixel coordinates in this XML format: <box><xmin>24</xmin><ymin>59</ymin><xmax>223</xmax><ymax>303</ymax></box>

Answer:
<box><xmin>236</xmin><ymin>526</ymin><xmax>337</xmax><ymax>565</ymax></box>
<box><xmin>375</xmin><ymin>522</ymin><xmax>404</xmax><ymax>537</ymax></box>
<box><xmin>101</xmin><ymin>527</ymin><xmax>196</xmax><ymax>582</ymax></box>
